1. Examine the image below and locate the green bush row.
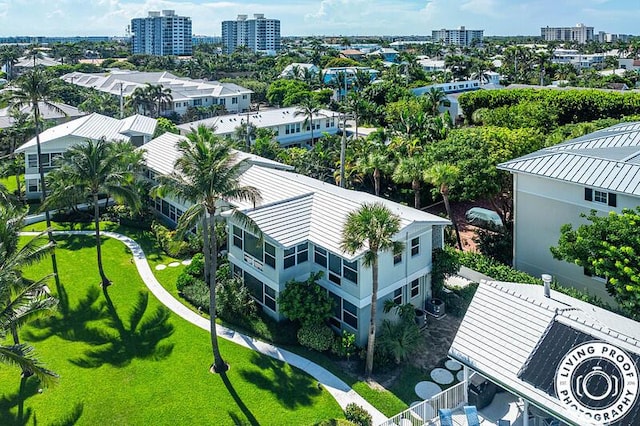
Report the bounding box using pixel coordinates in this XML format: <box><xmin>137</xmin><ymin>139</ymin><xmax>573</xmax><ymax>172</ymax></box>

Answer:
<box><xmin>459</xmin><ymin>89</ymin><xmax>640</xmax><ymax>127</ymax></box>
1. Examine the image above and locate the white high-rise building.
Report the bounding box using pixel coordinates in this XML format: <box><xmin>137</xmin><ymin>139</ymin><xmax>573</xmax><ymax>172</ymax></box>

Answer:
<box><xmin>431</xmin><ymin>26</ymin><xmax>483</xmax><ymax>47</ymax></box>
<box><xmin>541</xmin><ymin>23</ymin><xmax>594</xmax><ymax>44</ymax></box>
<box><xmin>222</xmin><ymin>14</ymin><xmax>281</xmax><ymax>54</ymax></box>
<box><xmin>131</xmin><ymin>10</ymin><xmax>192</xmax><ymax>56</ymax></box>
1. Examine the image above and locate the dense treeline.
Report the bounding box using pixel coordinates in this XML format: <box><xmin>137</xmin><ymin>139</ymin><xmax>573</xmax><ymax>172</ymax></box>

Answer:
<box><xmin>460</xmin><ymin>89</ymin><xmax>640</xmax><ymax>127</ymax></box>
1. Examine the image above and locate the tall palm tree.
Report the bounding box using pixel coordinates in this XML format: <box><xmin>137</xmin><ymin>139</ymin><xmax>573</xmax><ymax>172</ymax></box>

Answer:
<box><xmin>4</xmin><ymin>68</ymin><xmax>64</xmax><ymax>288</ymax></box>
<box><xmin>0</xmin><ymin>45</ymin><xmax>21</xmax><ymax>80</ymax></box>
<box><xmin>357</xmin><ymin>136</ymin><xmax>392</xmax><ymax>196</ymax></box>
<box><xmin>393</xmin><ymin>155</ymin><xmax>426</xmax><ymax>209</ymax></box>
<box><xmin>0</xmin><ymin>203</ymin><xmax>58</xmax><ymax>386</ymax></box>
<box><xmin>341</xmin><ymin>202</ymin><xmax>403</xmax><ymax>377</ymax></box>
<box><xmin>423</xmin><ymin>87</ymin><xmax>450</xmax><ymax>117</ymax></box>
<box><xmin>295</xmin><ymin>96</ymin><xmax>322</xmax><ymax>145</ymax></box>
<box><xmin>154</xmin><ymin>126</ymin><xmax>260</xmax><ymax>373</ymax></box>
<box><xmin>144</xmin><ymin>83</ymin><xmax>173</xmax><ymax>118</ymax></box>
<box><xmin>126</xmin><ymin>86</ymin><xmax>153</xmax><ymax>116</ymax></box>
<box><xmin>424</xmin><ymin>163</ymin><xmax>463</xmax><ymax>250</ymax></box>
<box><xmin>44</xmin><ymin>139</ymin><xmax>143</xmax><ymax>288</ymax></box>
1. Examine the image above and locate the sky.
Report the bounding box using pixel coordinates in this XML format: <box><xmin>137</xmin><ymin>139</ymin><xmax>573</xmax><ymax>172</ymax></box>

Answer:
<box><xmin>0</xmin><ymin>0</ymin><xmax>637</xmax><ymax>37</ymax></box>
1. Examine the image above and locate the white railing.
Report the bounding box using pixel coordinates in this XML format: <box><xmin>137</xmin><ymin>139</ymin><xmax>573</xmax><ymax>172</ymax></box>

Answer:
<box><xmin>379</xmin><ymin>380</ymin><xmax>468</xmax><ymax>426</ymax></box>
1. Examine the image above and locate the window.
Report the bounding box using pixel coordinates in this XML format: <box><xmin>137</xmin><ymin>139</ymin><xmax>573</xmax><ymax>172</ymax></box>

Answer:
<box><xmin>393</xmin><ymin>288</ymin><xmax>403</xmax><ymax>305</ymax></box>
<box><xmin>27</xmin><ymin>154</ymin><xmax>37</xmax><ymax>168</ymax></box>
<box><xmin>284</xmin><ymin>243</ymin><xmax>308</xmax><ymax>269</ymax></box>
<box><xmin>232</xmin><ymin>97</ymin><xmax>238</xmax><ymax>104</ymax></box>
<box><xmin>264</xmin><ymin>286</ymin><xmax>276</xmax><ymax>310</ymax></box>
<box><xmin>27</xmin><ymin>178</ymin><xmax>40</xmax><ymax>193</ymax></box>
<box><xmin>585</xmin><ymin>188</ymin><xmax>617</xmax><ymax>207</ymax></box>
<box><xmin>242</xmin><ymin>270</ymin><xmax>277</xmax><ymax>312</ymax></box>
<box><xmin>193</xmin><ymin>99</ymin><xmax>202</xmax><ymax>106</ymax></box>
<box><xmin>328</xmin><ymin>291</ymin><xmax>358</xmax><ymax>330</ymax></box>
<box><xmin>394</xmin><ymin>253</ymin><xmax>402</xmax><ymax>265</ymax></box>
<box><xmin>233</xmin><ymin>226</ymin><xmax>243</xmax><ymax>249</ymax></box>
<box><xmin>314</xmin><ymin>246</ymin><xmax>327</xmax><ymax>267</ymax></box>
<box><xmin>411</xmin><ymin>237</ymin><xmax>420</xmax><ymax>257</ymax></box>
<box><xmin>343</xmin><ymin>259</ymin><xmax>357</xmax><ymax>284</ymax></box>
<box><xmin>410</xmin><ymin>278</ymin><xmax>420</xmax><ymax>298</ymax></box>
<box><xmin>265</xmin><ymin>243</ymin><xmax>275</xmax><ymax>268</ymax></box>
<box><xmin>324</xmin><ymin>252</ymin><xmax>358</xmax><ymax>285</ymax></box>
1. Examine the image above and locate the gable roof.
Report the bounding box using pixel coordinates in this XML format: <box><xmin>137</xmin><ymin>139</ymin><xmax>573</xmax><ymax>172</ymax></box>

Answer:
<box><xmin>235</xmin><ymin>165</ymin><xmax>450</xmax><ymax>257</ymax></box>
<box><xmin>450</xmin><ymin>280</ymin><xmax>640</xmax><ymax>426</ymax></box>
<box><xmin>140</xmin><ymin>132</ymin><xmax>292</xmax><ymax>177</ymax></box>
<box><xmin>498</xmin><ymin>121</ymin><xmax>640</xmax><ymax>196</ymax></box>
<box><xmin>15</xmin><ymin>113</ymin><xmax>157</xmax><ymax>153</ymax></box>
<box><xmin>61</xmin><ymin>71</ymin><xmax>253</xmax><ymax>103</ymax></box>
<box><xmin>0</xmin><ymin>102</ymin><xmax>85</xmax><ymax>129</ymax></box>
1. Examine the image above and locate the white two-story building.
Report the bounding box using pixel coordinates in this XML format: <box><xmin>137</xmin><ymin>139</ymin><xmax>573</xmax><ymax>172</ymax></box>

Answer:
<box><xmin>15</xmin><ymin>112</ymin><xmax>157</xmax><ymax>199</ymax></box>
<box><xmin>498</xmin><ymin>121</ymin><xmax>640</xmax><ymax>300</ymax></box>
<box><xmin>142</xmin><ymin>132</ymin><xmax>450</xmax><ymax>345</ymax></box>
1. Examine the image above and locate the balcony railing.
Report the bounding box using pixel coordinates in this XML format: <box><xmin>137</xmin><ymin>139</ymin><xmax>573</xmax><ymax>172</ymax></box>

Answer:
<box><xmin>379</xmin><ymin>380</ymin><xmax>468</xmax><ymax>426</ymax></box>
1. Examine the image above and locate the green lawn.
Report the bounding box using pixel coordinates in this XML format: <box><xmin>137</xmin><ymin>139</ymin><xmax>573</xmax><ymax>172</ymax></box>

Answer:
<box><xmin>0</xmin><ymin>175</ymin><xmax>22</xmax><ymax>194</ymax></box>
<box><xmin>0</xmin><ymin>234</ymin><xmax>343</xmax><ymax>425</ymax></box>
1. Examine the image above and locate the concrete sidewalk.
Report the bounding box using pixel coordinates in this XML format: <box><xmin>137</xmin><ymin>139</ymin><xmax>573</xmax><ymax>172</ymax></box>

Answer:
<box><xmin>29</xmin><ymin>230</ymin><xmax>388</xmax><ymax>425</ymax></box>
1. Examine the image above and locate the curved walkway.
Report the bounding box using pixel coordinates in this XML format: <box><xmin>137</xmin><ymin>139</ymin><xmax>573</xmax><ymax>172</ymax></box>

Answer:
<box><xmin>27</xmin><ymin>230</ymin><xmax>387</xmax><ymax>425</ymax></box>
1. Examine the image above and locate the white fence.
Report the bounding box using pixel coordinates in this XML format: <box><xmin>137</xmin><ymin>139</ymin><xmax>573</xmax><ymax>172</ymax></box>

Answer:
<box><xmin>379</xmin><ymin>380</ymin><xmax>468</xmax><ymax>426</ymax></box>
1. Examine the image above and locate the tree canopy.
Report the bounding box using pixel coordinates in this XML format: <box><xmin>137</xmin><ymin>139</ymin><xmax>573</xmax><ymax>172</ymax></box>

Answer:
<box><xmin>551</xmin><ymin>208</ymin><xmax>640</xmax><ymax>319</ymax></box>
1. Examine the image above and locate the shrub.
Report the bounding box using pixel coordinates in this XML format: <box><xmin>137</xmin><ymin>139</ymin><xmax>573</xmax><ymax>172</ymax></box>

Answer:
<box><xmin>181</xmin><ymin>279</ymin><xmax>209</xmax><ymax>312</ymax></box>
<box><xmin>376</xmin><ymin>319</ymin><xmax>421</xmax><ymax>365</ymax></box>
<box><xmin>344</xmin><ymin>403</ymin><xmax>372</xmax><ymax>426</ymax></box>
<box><xmin>176</xmin><ymin>272</ymin><xmax>196</xmax><ymax>292</ymax></box>
<box><xmin>278</xmin><ymin>271</ymin><xmax>334</xmax><ymax>326</ymax></box>
<box><xmin>297</xmin><ymin>323</ymin><xmax>334</xmax><ymax>352</ymax></box>
<box><xmin>315</xmin><ymin>420</ymin><xmax>358</xmax><ymax>426</ymax></box>
<box><xmin>216</xmin><ymin>276</ymin><xmax>258</xmax><ymax>321</ymax></box>
<box><xmin>184</xmin><ymin>253</ymin><xmax>205</xmax><ymax>277</ymax></box>
<box><xmin>331</xmin><ymin>330</ymin><xmax>357</xmax><ymax>360</ymax></box>
<box><xmin>151</xmin><ymin>220</ymin><xmax>192</xmax><ymax>258</ymax></box>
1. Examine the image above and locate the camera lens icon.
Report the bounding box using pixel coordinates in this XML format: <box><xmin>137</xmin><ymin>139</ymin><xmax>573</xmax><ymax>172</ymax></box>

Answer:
<box><xmin>575</xmin><ymin>366</ymin><xmax>619</xmax><ymax>402</ymax></box>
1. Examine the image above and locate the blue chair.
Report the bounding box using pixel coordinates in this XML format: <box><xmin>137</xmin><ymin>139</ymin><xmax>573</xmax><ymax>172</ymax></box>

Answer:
<box><xmin>438</xmin><ymin>408</ymin><xmax>454</xmax><ymax>426</ymax></box>
<box><xmin>464</xmin><ymin>405</ymin><xmax>481</xmax><ymax>426</ymax></box>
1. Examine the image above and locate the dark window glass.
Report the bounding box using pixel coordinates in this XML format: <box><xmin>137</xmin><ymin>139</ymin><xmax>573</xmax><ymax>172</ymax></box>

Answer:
<box><xmin>284</xmin><ymin>247</ymin><xmax>295</xmax><ymax>269</ymax></box>
<box><xmin>233</xmin><ymin>226</ymin><xmax>243</xmax><ymax>249</ymax></box>
<box><xmin>314</xmin><ymin>247</ymin><xmax>327</xmax><ymax>267</ymax></box>
<box><xmin>411</xmin><ymin>237</ymin><xmax>420</xmax><ymax>256</ymax></box>
<box><xmin>244</xmin><ymin>272</ymin><xmax>263</xmax><ymax>301</ymax></box>
<box><xmin>411</xmin><ymin>279</ymin><xmax>420</xmax><ymax>298</ymax></box>
<box><xmin>328</xmin><ymin>292</ymin><xmax>341</xmax><ymax>319</ymax></box>
<box><xmin>393</xmin><ymin>288</ymin><xmax>403</xmax><ymax>305</ymax></box>
<box><xmin>394</xmin><ymin>253</ymin><xmax>402</xmax><ymax>265</ymax></box>
<box><xmin>264</xmin><ymin>243</ymin><xmax>275</xmax><ymax>268</ymax></box>
<box><xmin>244</xmin><ymin>232</ymin><xmax>262</xmax><ymax>260</ymax></box>
<box><xmin>329</xmin><ymin>273</ymin><xmax>341</xmax><ymax>286</ymax></box>
<box><xmin>297</xmin><ymin>243</ymin><xmax>308</xmax><ymax>263</ymax></box>
<box><xmin>329</xmin><ymin>253</ymin><xmax>341</xmax><ymax>274</ymax></box>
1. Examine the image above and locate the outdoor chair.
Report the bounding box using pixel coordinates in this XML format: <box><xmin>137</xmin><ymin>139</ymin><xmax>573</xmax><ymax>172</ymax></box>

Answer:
<box><xmin>464</xmin><ymin>405</ymin><xmax>481</xmax><ymax>426</ymax></box>
<box><xmin>438</xmin><ymin>408</ymin><xmax>454</xmax><ymax>426</ymax></box>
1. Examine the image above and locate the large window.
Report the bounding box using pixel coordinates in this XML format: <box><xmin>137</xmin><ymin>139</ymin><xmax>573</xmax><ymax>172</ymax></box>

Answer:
<box><xmin>328</xmin><ymin>291</ymin><xmax>358</xmax><ymax>330</ymax></box>
<box><xmin>242</xmin><ymin>270</ymin><xmax>277</xmax><ymax>312</ymax></box>
<box><xmin>233</xmin><ymin>225</ymin><xmax>275</xmax><ymax>270</ymax></box>
<box><xmin>318</xmin><ymin>248</ymin><xmax>358</xmax><ymax>286</ymax></box>
<box><xmin>284</xmin><ymin>243</ymin><xmax>308</xmax><ymax>269</ymax></box>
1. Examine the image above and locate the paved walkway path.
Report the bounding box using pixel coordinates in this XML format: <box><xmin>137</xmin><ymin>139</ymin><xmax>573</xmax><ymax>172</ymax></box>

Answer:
<box><xmin>28</xmin><ymin>230</ymin><xmax>388</xmax><ymax>425</ymax></box>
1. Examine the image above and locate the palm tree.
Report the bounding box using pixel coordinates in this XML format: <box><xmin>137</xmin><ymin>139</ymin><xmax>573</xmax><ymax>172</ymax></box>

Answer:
<box><xmin>0</xmin><ymin>45</ymin><xmax>21</xmax><ymax>80</ymax></box>
<box><xmin>44</xmin><ymin>139</ymin><xmax>143</xmax><ymax>288</ymax></box>
<box><xmin>126</xmin><ymin>86</ymin><xmax>153</xmax><ymax>116</ymax></box>
<box><xmin>295</xmin><ymin>96</ymin><xmax>322</xmax><ymax>145</ymax></box>
<box><xmin>424</xmin><ymin>163</ymin><xmax>463</xmax><ymax>250</ymax></box>
<box><xmin>341</xmin><ymin>202</ymin><xmax>403</xmax><ymax>377</ymax></box>
<box><xmin>357</xmin><ymin>135</ymin><xmax>392</xmax><ymax>196</ymax></box>
<box><xmin>393</xmin><ymin>155</ymin><xmax>426</xmax><ymax>209</ymax></box>
<box><xmin>423</xmin><ymin>87</ymin><xmax>450</xmax><ymax>117</ymax></box>
<box><xmin>154</xmin><ymin>125</ymin><xmax>260</xmax><ymax>373</ymax></box>
<box><xmin>144</xmin><ymin>83</ymin><xmax>173</xmax><ymax>118</ymax></box>
<box><xmin>0</xmin><ymin>203</ymin><xmax>58</xmax><ymax>386</ymax></box>
<box><xmin>4</xmin><ymin>68</ymin><xmax>64</xmax><ymax>288</ymax></box>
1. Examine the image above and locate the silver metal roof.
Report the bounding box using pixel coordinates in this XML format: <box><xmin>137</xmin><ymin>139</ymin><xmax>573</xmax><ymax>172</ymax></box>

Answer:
<box><xmin>499</xmin><ymin>121</ymin><xmax>640</xmax><ymax>195</ymax></box>
<box><xmin>0</xmin><ymin>102</ymin><xmax>85</xmax><ymax>129</ymax></box>
<box><xmin>450</xmin><ymin>280</ymin><xmax>640</xmax><ymax>426</ymax></box>
<box><xmin>15</xmin><ymin>113</ymin><xmax>157</xmax><ymax>153</ymax></box>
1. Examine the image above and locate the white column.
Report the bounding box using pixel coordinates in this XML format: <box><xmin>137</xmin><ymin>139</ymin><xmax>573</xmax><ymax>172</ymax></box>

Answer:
<box><xmin>463</xmin><ymin>365</ymin><xmax>470</xmax><ymax>403</ymax></box>
<box><xmin>522</xmin><ymin>399</ymin><xmax>529</xmax><ymax>426</ymax></box>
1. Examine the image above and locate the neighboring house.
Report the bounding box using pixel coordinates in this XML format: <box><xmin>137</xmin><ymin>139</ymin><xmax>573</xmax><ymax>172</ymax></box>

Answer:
<box><xmin>15</xmin><ymin>112</ymin><xmax>157</xmax><ymax>199</ymax></box>
<box><xmin>0</xmin><ymin>101</ymin><xmax>86</xmax><ymax>130</ymax></box>
<box><xmin>618</xmin><ymin>58</ymin><xmax>640</xmax><ymax>71</ymax></box>
<box><xmin>367</xmin><ymin>48</ymin><xmax>399</xmax><ymax>62</ymax></box>
<box><xmin>142</xmin><ymin>132</ymin><xmax>450</xmax><ymax>345</ymax></box>
<box><xmin>177</xmin><ymin>106</ymin><xmax>340</xmax><ymax>148</ymax></box>
<box><xmin>278</xmin><ymin>63</ymin><xmax>319</xmax><ymax>79</ymax></box>
<box><xmin>551</xmin><ymin>48</ymin><xmax>606</xmax><ymax>69</ymax></box>
<box><xmin>61</xmin><ymin>71</ymin><xmax>253</xmax><ymax>116</ymax></box>
<box><xmin>449</xmin><ymin>279</ymin><xmax>640</xmax><ymax>426</ymax></box>
<box><xmin>417</xmin><ymin>57</ymin><xmax>446</xmax><ymax>72</ymax></box>
<box><xmin>498</xmin><ymin>121</ymin><xmax>640</xmax><ymax>299</ymax></box>
<box><xmin>339</xmin><ymin>49</ymin><xmax>365</xmax><ymax>61</ymax></box>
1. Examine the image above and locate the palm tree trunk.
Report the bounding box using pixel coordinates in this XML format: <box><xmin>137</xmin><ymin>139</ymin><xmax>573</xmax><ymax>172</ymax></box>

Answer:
<box><xmin>34</xmin><ymin>107</ymin><xmax>61</xmax><ymax>289</ymax></box>
<box><xmin>205</xmin><ymin>212</ymin><xmax>226</xmax><ymax>372</ymax></box>
<box><xmin>365</xmin><ymin>256</ymin><xmax>379</xmax><ymax>377</ymax></box>
<box><xmin>412</xmin><ymin>179</ymin><xmax>421</xmax><ymax>210</ymax></box>
<box><xmin>373</xmin><ymin>168</ymin><xmax>381</xmax><ymax>196</ymax></box>
<box><xmin>442</xmin><ymin>194</ymin><xmax>463</xmax><ymax>250</ymax></box>
<box><xmin>93</xmin><ymin>192</ymin><xmax>110</xmax><ymax>287</ymax></box>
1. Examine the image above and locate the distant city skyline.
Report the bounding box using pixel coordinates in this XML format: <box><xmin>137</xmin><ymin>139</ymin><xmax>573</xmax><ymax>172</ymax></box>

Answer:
<box><xmin>0</xmin><ymin>0</ymin><xmax>637</xmax><ymax>38</ymax></box>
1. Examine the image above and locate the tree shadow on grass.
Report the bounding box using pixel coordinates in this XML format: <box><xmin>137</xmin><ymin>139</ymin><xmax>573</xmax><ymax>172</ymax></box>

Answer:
<box><xmin>0</xmin><ymin>376</ymin><xmax>38</xmax><ymax>426</ymax></box>
<box><xmin>238</xmin><ymin>352</ymin><xmax>321</xmax><ymax>410</ymax></box>
<box><xmin>54</xmin><ymin>234</ymin><xmax>96</xmax><ymax>252</ymax></box>
<box><xmin>220</xmin><ymin>372</ymin><xmax>259</xmax><ymax>426</ymax></box>
<box><xmin>24</xmin><ymin>283</ymin><xmax>108</xmax><ymax>345</ymax></box>
<box><xmin>70</xmin><ymin>289</ymin><xmax>175</xmax><ymax>368</ymax></box>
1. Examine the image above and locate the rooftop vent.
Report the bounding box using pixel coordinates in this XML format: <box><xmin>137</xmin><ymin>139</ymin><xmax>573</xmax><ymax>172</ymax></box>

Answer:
<box><xmin>541</xmin><ymin>274</ymin><xmax>552</xmax><ymax>298</ymax></box>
